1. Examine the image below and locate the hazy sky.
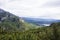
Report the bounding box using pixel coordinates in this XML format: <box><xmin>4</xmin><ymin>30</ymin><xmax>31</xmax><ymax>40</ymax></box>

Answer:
<box><xmin>0</xmin><ymin>0</ymin><xmax>60</xmax><ymax>19</ymax></box>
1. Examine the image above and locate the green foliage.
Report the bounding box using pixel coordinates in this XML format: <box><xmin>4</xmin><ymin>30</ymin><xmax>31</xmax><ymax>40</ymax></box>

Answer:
<box><xmin>0</xmin><ymin>22</ymin><xmax>60</xmax><ymax>40</ymax></box>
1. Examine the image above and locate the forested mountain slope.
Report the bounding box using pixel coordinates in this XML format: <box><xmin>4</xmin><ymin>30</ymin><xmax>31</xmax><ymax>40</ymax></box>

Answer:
<box><xmin>0</xmin><ymin>22</ymin><xmax>60</xmax><ymax>40</ymax></box>
<box><xmin>0</xmin><ymin>9</ymin><xmax>38</xmax><ymax>32</ymax></box>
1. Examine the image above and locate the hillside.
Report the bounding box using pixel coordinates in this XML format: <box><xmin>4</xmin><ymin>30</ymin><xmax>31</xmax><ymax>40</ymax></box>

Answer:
<box><xmin>0</xmin><ymin>9</ymin><xmax>22</xmax><ymax>31</ymax></box>
<box><xmin>0</xmin><ymin>22</ymin><xmax>60</xmax><ymax>40</ymax></box>
<box><xmin>0</xmin><ymin>9</ymin><xmax>38</xmax><ymax>32</ymax></box>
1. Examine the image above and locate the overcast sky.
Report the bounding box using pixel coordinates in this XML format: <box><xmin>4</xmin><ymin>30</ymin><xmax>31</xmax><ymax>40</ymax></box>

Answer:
<box><xmin>0</xmin><ymin>0</ymin><xmax>60</xmax><ymax>19</ymax></box>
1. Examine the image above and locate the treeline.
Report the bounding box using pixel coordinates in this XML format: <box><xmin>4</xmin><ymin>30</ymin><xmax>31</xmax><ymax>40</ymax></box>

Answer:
<box><xmin>0</xmin><ymin>22</ymin><xmax>60</xmax><ymax>40</ymax></box>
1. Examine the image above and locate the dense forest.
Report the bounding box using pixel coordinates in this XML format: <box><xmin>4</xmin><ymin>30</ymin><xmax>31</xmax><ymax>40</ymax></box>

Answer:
<box><xmin>0</xmin><ymin>9</ymin><xmax>60</xmax><ymax>40</ymax></box>
<box><xmin>0</xmin><ymin>22</ymin><xmax>60</xmax><ymax>40</ymax></box>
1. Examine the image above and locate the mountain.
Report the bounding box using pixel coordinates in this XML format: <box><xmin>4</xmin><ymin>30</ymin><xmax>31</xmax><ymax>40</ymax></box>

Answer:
<box><xmin>0</xmin><ymin>9</ymin><xmax>24</xmax><ymax>31</ymax></box>
<box><xmin>21</xmin><ymin>17</ymin><xmax>60</xmax><ymax>26</ymax></box>
<box><xmin>0</xmin><ymin>9</ymin><xmax>39</xmax><ymax>32</ymax></box>
<box><xmin>0</xmin><ymin>8</ymin><xmax>60</xmax><ymax>32</ymax></box>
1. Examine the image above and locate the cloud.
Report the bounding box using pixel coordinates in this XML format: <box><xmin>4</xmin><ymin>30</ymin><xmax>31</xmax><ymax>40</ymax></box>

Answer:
<box><xmin>43</xmin><ymin>0</ymin><xmax>60</xmax><ymax>7</ymax></box>
<box><xmin>0</xmin><ymin>0</ymin><xmax>60</xmax><ymax>19</ymax></box>
<box><xmin>1</xmin><ymin>0</ymin><xmax>48</xmax><ymax>16</ymax></box>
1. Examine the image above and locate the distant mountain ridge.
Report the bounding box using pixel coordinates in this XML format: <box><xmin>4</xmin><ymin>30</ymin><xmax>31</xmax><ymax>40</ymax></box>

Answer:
<box><xmin>21</xmin><ymin>17</ymin><xmax>60</xmax><ymax>26</ymax></box>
